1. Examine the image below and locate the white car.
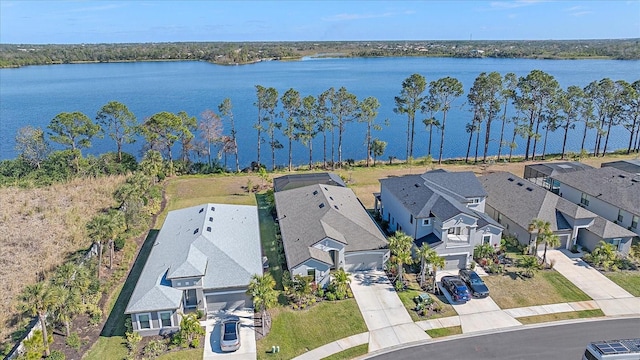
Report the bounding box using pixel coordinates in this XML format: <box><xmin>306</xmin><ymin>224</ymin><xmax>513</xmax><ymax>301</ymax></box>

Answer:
<box><xmin>220</xmin><ymin>316</ymin><xmax>241</xmax><ymax>352</ymax></box>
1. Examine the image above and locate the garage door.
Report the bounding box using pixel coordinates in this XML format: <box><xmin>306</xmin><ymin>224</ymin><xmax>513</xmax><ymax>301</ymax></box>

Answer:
<box><xmin>443</xmin><ymin>254</ymin><xmax>467</xmax><ymax>270</ymax></box>
<box><xmin>205</xmin><ymin>291</ymin><xmax>251</xmax><ymax>312</ymax></box>
<box><xmin>558</xmin><ymin>235</ymin><xmax>569</xmax><ymax>249</ymax></box>
<box><xmin>344</xmin><ymin>252</ymin><xmax>383</xmax><ymax>272</ymax></box>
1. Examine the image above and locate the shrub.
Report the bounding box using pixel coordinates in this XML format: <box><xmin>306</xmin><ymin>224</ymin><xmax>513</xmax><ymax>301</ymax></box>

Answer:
<box><xmin>143</xmin><ymin>339</ymin><xmax>166</xmax><ymax>359</ymax></box>
<box><xmin>114</xmin><ymin>236</ymin><xmax>126</xmax><ymax>251</ymax></box>
<box><xmin>65</xmin><ymin>332</ymin><xmax>82</xmax><ymax>350</ymax></box>
<box><xmin>125</xmin><ymin>331</ymin><xmax>142</xmax><ymax>353</ymax></box>
<box><xmin>195</xmin><ymin>309</ymin><xmax>205</xmax><ymax>320</ymax></box>
<box><xmin>316</xmin><ymin>289</ymin><xmax>325</xmax><ymax>298</ymax></box>
<box><xmin>325</xmin><ymin>292</ymin><xmax>336</xmax><ymax>301</ymax></box>
<box><xmin>394</xmin><ymin>280</ymin><xmax>404</xmax><ymax>292</ymax></box>
<box><xmin>48</xmin><ymin>350</ymin><xmax>66</xmax><ymax>360</ymax></box>
<box><xmin>190</xmin><ymin>338</ymin><xmax>200</xmax><ymax>348</ymax></box>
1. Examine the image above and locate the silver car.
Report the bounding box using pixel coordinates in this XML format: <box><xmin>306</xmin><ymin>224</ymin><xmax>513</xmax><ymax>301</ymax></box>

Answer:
<box><xmin>220</xmin><ymin>316</ymin><xmax>241</xmax><ymax>352</ymax></box>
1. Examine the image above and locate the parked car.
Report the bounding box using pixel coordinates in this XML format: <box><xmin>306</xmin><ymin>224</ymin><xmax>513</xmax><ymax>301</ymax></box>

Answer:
<box><xmin>459</xmin><ymin>269</ymin><xmax>490</xmax><ymax>298</ymax></box>
<box><xmin>440</xmin><ymin>276</ymin><xmax>471</xmax><ymax>303</ymax></box>
<box><xmin>220</xmin><ymin>316</ymin><xmax>241</xmax><ymax>352</ymax></box>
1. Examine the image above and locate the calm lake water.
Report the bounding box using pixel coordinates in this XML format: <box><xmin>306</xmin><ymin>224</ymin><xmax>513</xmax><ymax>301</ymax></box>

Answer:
<box><xmin>1</xmin><ymin>57</ymin><xmax>639</xmax><ymax>168</ymax></box>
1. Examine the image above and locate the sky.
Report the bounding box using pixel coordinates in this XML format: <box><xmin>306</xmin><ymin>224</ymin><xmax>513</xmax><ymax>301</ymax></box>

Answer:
<box><xmin>0</xmin><ymin>0</ymin><xmax>639</xmax><ymax>44</ymax></box>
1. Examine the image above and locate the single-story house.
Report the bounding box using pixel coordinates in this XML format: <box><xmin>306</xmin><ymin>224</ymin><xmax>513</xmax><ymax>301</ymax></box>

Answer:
<box><xmin>124</xmin><ymin>203</ymin><xmax>263</xmax><ymax>336</ymax></box>
<box><xmin>479</xmin><ymin>171</ymin><xmax>635</xmax><ymax>255</ymax></box>
<box><xmin>274</xmin><ymin>181</ymin><xmax>389</xmax><ymax>286</ymax></box>
<box><xmin>375</xmin><ymin>169</ymin><xmax>503</xmax><ymax>270</ymax></box>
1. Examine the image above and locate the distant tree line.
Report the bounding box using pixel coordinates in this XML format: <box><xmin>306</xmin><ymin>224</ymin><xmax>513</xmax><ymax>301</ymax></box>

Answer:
<box><xmin>1</xmin><ymin>70</ymin><xmax>639</xmax><ymax>187</ymax></box>
<box><xmin>1</xmin><ymin>39</ymin><xmax>638</xmax><ymax>68</ymax></box>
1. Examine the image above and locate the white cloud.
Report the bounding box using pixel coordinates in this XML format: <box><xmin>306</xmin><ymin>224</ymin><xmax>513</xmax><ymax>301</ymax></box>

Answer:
<box><xmin>322</xmin><ymin>9</ymin><xmax>413</xmax><ymax>22</ymax></box>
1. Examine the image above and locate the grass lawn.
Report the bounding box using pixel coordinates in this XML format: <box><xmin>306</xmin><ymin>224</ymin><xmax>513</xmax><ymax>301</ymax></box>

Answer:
<box><xmin>605</xmin><ymin>271</ymin><xmax>640</xmax><ymax>296</ymax></box>
<box><xmin>257</xmin><ymin>299</ymin><xmax>367</xmax><ymax>360</ymax></box>
<box><xmin>322</xmin><ymin>344</ymin><xmax>369</xmax><ymax>360</ymax></box>
<box><xmin>397</xmin><ymin>273</ymin><xmax>456</xmax><ymax>322</ymax></box>
<box><xmin>426</xmin><ymin>326</ymin><xmax>463</xmax><ymax>338</ymax></box>
<box><xmin>255</xmin><ymin>193</ymin><xmax>284</xmax><ymax>289</ymax></box>
<box><xmin>483</xmin><ymin>269</ymin><xmax>591</xmax><ymax>309</ymax></box>
<box><xmin>516</xmin><ymin>309</ymin><xmax>605</xmax><ymax>325</ymax></box>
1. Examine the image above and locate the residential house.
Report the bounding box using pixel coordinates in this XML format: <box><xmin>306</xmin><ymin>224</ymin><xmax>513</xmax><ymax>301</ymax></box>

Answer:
<box><xmin>479</xmin><ymin>172</ymin><xmax>635</xmax><ymax>255</ymax></box>
<box><xmin>550</xmin><ymin>167</ymin><xmax>640</xmax><ymax>237</ymax></box>
<box><xmin>523</xmin><ymin>161</ymin><xmax>593</xmax><ymax>194</ymax></box>
<box><xmin>125</xmin><ymin>204</ymin><xmax>262</xmax><ymax>336</ymax></box>
<box><xmin>601</xmin><ymin>159</ymin><xmax>640</xmax><ymax>175</ymax></box>
<box><xmin>273</xmin><ymin>172</ymin><xmax>346</xmax><ymax>192</ymax></box>
<box><xmin>274</xmin><ymin>180</ymin><xmax>389</xmax><ymax>286</ymax></box>
<box><xmin>375</xmin><ymin>170</ymin><xmax>503</xmax><ymax>270</ymax></box>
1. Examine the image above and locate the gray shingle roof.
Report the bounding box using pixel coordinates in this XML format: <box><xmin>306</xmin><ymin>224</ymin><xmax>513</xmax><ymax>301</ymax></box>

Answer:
<box><xmin>586</xmin><ymin>216</ymin><xmax>637</xmax><ymax>239</ymax></box>
<box><xmin>273</xmin><ymin>172</ymin><xmax>346</xmax><ymax>192</ymax></box>
<box><xmin>479</xmin><ymin>172</ymin><xmax>596</xmax><ymax>232</ymax></box>
<box><xmin>421</xmin><ymin>170</ymin><xmax>488</xmax><ymax>199</ymax></box>
<box><xmin>552</xmin><ymin>167</ymin><xmax>640</xmax><ymax>215</ymax></box>
<box><xmin>379</xmin><ymin>173</ymin><xmax>478</xmax><ymax>221</ymax></box>
<box><xmin>274</xmin><ymin>184</ymin><xmax>388</xmax><ymax>269</ymax></box>
<box><xmin>524</xmin><ymin>161</ymin><xmax>594</xmax><ymax>178</ymax></box>
<box><xmin>125</xmin><ymin>204</ymin><xmax>262</xmax><ymax>314</ymax></box>
<box><xmin>602</xmin><ymin>159</ymin><xmax>640</xmax><ymax>175</ymax></box>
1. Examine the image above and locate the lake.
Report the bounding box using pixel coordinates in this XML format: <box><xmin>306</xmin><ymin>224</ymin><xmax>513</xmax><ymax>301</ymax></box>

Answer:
<box><xmin>1</xmin><ymin>57</ymin><xmax>638</xmax><ymax>168</ymax></box>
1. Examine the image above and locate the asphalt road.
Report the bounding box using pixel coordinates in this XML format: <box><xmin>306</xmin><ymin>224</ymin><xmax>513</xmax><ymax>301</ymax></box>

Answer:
<box><xmin>367</xmin><ymin>318</ymin><xmax>640</xmax><ymax>360</ymax></box>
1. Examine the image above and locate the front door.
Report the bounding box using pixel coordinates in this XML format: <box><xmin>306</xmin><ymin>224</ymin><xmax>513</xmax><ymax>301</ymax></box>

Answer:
<box><xmin>184</xmin><ymin>289</ymin><xmax>197</xmax><ymax>308</ymax></box>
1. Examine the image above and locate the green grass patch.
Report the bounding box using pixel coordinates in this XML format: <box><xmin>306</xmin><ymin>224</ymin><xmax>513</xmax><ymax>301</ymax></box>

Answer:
<box><xmin>483</xmin><ymin>269</ymin><xmax>591</xmax><ymax>309</ymax></box>
<box><xmin>397</xmin><ymin>274</ymin><xmax>456</xmax><ymax>321</ymax></box>
<box><xmin>322</xmin><ymin>343</ymin><xmax>368</xmax><ymax>360</ymax></box>
<box><xmin>157</xmin><ymin>348</ymin><xmax>204</xmax><ymax>359</ymax></box>
<box><xmin>516</xmin><ymin>309</ymin><xmax>605</xmax><ymax>325</ymax></box>
<box><xmin>83</xmin><ymin>336</ymin><xmax>128</xmax><ymax>360</ymax></box>
<box><xmin>255</xmin><ymin>193</ymin><xmax>284</xmax><ymax>289</ymax></box>
<box><xmin>426</xmin><ymin>325</ymin><xmax>463</xmax><ymax>338</ymax></box>
<box><xmin>257</xmin><ymin>299</ymin><xmax>367</xmax><ymax>360</ymax></box>
<box><xmin>605</xmin><ymin>271</ymin><xmax>640</xmax><ymax>296</ymax></box>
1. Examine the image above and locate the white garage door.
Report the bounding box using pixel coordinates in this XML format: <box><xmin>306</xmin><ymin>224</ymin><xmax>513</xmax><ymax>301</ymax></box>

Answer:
<box><xmin>344</xmin><ymin>252</ymin><xmax>383</xmax><ymax>272</ymax></box>
<box><xmin>443</xmin><ymin>254</ymin><xmax>467</xmax><ymax>270</ymax></box>
<box><xmin>205</xmin><ymin>291</ymin><xmax>250</xmax><ymax>312</ymax></box>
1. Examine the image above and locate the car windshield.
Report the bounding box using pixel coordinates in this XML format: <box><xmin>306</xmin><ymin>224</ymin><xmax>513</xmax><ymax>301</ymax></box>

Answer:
<box><xmin>223</xmin><ymin>323</ymin><xmax>237</xmax><ymax>340</ymax></box>
<box><xmin>470</xmin><ymin>278</ymin><xmax>484</xmax><ymax>285</ymax></box>
<box><xmin>456</xmin><ymin>286</ymin><xmax>469</xmax><ymax>294</ymax></box>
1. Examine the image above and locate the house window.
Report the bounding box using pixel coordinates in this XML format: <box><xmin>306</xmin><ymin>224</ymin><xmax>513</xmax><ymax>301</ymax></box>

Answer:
<box><xmin>610</xmin><ymin>238</ymin><xmax>622</xmax><ymax>251</ymax></box>
<box><xmin>410</xmin><ymin>214</ymin><xmax>413</xmax><ymax>224</ymax></box>
<box><xmin>447</xmin><ymin>227</ymin><xmax>462</xmax><ymax>235</ymax></box>
<box><xmin>483</xmin><ymin>235</ymin><xmax>491</xmax><ymax>244</ymax></box>
<box><xmin>472</xmin><ymin>198</ymin><xmax>479</xmax><ymax>204</ymax></box>
<box><xmin>497</xmin><ymin>213</ymin><xmax>503</xmax><ymax>224</ymax></box>
<box><xmin>580</xmin><ymin>193</ymin><xmax>590</xmax><ymax>206</ymax></box>
<box><xmin>632</xmin><ymin>216</ymin><xmax>639</xmax><ymax>229</ymax></box>
<box><xmin>617</xmin><ymin>210</ymin><xmax>624</xmax><ymax>223</ymax></box>
<box><xmin>137</xmin><ymin>313</ymin><xmax>151</xmax><ymax>329</ymax></box>
<box><xmin>307</xmin><ymin>268</ymin><xmax>316</xmax><ymax>278</ymax></box>
<box><xmin>422</xmin><ymin>219</ymin><xmax>430</xmax><ymax>226</ymax></box>
<box><xmin>159</xmin><ymin>312</ymin><xmax>173</xmax><ymax>328</ymax></box>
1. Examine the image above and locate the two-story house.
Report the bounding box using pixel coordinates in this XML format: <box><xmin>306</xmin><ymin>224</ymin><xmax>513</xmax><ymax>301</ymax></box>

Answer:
<box><xmin>274</xmin><ymin>177</ymin><xmax>389</xmax><ymax>286</ymax></box>
<box><xmin>124</xmin><ymin>203</ymin><xmax>262</xmax><ymax>336</ymax></box>
<box><xmin>551</xmin><ymin>167</ymin><xmax>640</xmax><ymax>237</ymax></box>
<box><xmin>479</xmin><ymin>171</ymin><xmax>636</xmax><ymax>255</ymax></box>
<box><xmin>375</xmin><ymin>170</ymin><xmax>503</xmax><ymax>270</ymax></box>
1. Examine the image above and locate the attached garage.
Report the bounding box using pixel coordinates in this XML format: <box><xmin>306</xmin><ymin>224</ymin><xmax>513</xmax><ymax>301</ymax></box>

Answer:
<box><xmin>205</xmin><ymin>290</ymin><xmax>251</xmax><ymax>313</ymax></box>
<box><xmin>443</xmin><ymin>254</ymin><xmax>468</xmax><ymax>270</ymax></box>
<box><xmin>344</xmin><ymin>251</ymin><xmax>387</xmax><ymax>272</ymax></box>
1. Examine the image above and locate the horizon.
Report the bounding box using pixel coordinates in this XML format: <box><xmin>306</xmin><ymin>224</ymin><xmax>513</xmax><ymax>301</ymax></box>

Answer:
<box><xmin>1</xmin><ymin>1</ymin><xmax>639</xmax><ymax>44</ymax></box>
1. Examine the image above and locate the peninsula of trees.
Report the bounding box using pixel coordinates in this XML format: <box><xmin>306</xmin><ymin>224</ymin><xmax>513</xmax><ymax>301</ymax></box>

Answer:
<box><xmin>1</xmin><ymin>39</ymin><xmax>639</xmax><ymax>68</ymax></box>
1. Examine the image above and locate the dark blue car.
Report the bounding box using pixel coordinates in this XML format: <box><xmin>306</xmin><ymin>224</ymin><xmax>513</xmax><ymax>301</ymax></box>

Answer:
<box><xmin>441</xmin><ymin>276</ymin><xmax>471</xmax><ymax>303</ymax></box>
<box><xmin>459</xmin><ymin>269</ymin><xmax>490</xmax><ymax>298</ymax></box>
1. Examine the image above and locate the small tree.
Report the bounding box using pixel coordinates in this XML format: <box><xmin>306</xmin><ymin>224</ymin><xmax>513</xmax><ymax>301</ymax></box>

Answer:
<box><xmin>370</xmin><ymin>139</ymin><xmax>387</xmax><ymax>166</ymax></box>
<box><xmin>387</xmin><ymin>231</ymin><xmax>414</xmax><ymax>284</ymax></box>
<box><xmin>247</xmin><ymin>273</ymin><xmax>278</xmax><ymax>330</ymax></box>
<box><xmin>517</xmin><ymin>256</ymin><xmax>540</xmax><ymax>278</ymax></box>
<box><xmin>18</xmin><ymin>283</ymin><xmax>60</xmax><ymax>357</ymax></box>
<box><xmin>591</xmin><ymin>241</ymin><xmax>618</xmax><ymax>270</ymax></box>
<box><xmin>330</xmin><ymin>268</ymin><xmax>351</xmax><ymax>299</ymax></box>
<box><xmin>473</xmin><ymin>243</ymin><xmax>494</xmax><ymax>262</ymax></box>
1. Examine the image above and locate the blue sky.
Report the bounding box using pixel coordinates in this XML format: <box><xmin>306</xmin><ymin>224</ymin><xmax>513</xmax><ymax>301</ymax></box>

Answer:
<box><xmin>1</xmin><ymin>1</ymin><xmax>638</xmax><ymax>44</ymax></box>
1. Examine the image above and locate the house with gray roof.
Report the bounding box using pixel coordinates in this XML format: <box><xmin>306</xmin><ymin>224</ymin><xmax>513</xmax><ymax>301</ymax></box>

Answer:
<box><xmin>479</xmin><ymin>172</ymin><xmax>635</xmax><ymax>255</ymax></box>
<box><xmin>602</xmin><ymin>159</ymin><xmax>640</xmax><ymax>175</ymax></box>
<box><xmin>273</xmin><ymin>172</ymin><xmax>346</xmax><ymax>192</ymax></box>
<box><xmin>274</xmin><ymin>182</ymin><xmax>389</xmax><ymax>286</ymax></box>
<box><xmin>375</xmin><ymin>170</ymin><xmax>503</xmax><ymax>270</ymax></box>
<box><xmin>124</xmin><ymin>203</ymin><xmax>262</xmax><ymax>336</ymax></box>
<box><xmin>550</xmin><ymin>167</ymin><xmax>640</xmax><ymax>237</ymax></box>
<box><xmin>523</xmin><ymin>161</ymin><xmax>594</xmax><ymax>193</ymax></box>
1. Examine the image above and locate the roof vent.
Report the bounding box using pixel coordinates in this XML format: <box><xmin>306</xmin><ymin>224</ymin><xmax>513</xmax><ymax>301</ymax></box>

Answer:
<box><xmin>210</xmin><ymin>206</ymin><xmax>215</xmax><ymax>211</ymax></box>
<box><xmin>313</xmin><ymin>190</ymin><xmax>318</xmax><ymax>195</ymax></box>
<box><xmin>199</xmin><ymin>208</ymin><xmax>204</xmax><ymax>213</ymax></box>
<box><xmin>334</xmin><ymin>205</ymin><xmax>339</xmax><ymax>210</ymax></box>
<box><xmin>193</xmin><ymin>228</ymin><xmax>199</xmax><ymax>234</ymax></box>
<box><xmin>414</xmin><ymin>183</ymin><xmax>420</xmax><ymax>188</ymax></box>
<box><xmin>508</xmin><ymin>177</ymin><xmax>514</xmax><ymax>182</ymax></box>
<box><xmin>319</xmin><ymin>203</ymin><xmax>325</xmax><ymax>208</ymax></box>
<box><xmin>526</xmin><ymin>187</ymin><xmax>533</xmax><ymax>191</ymax></box>
<box><xmin>329</xmin><ymin>196</ymin><xmax>334</xmax><ymax>200</ymax></box>
<box><xmin>206</xmin><ymin>226</ymin><xmax>211</xmax><ymax>232</ymax></box>
<box><xmin>618</xmin><ymin>174</ymin><xmax>626</xmax><ymax>178</ymax></box>
<box><xmin>517</xmin><ymin>182</ymin><xmax>523</xmax><ymax>186</ymax></box>
<box><xmin>324</xmin><ymin>187</ymin><xmax>328</xmax><ymax>191</ymax></box>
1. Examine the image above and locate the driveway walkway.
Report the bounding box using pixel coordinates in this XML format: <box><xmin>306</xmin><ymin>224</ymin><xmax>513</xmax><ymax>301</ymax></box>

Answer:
<box><xmin>202</xmin><ymin>310</ymin><xmax>256</xmax><ymax>360</ymax></box>
<box><xmin>350</xmin><ymin>270</ymin><xmax>430</xmax><ymax>351</ymax></box>
<box><xmin>544</xmin><ymin>249</ymin><xmax>640</xmax><ymax>316</ymax></box>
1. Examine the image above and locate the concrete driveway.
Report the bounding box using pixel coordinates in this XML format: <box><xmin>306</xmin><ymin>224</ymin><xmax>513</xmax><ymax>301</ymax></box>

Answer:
<box><xmin>350</xmin><ymin>270</ymin><xmax>430</xmax><ymax>351</ymax></box>
<box><xmin>203</xmin><ymin>310</ymin><xmax>256</xmax><ymax>360</ymax></box>
<box><xmin>436</xmin><ymin>270</ymin><xmax>521</xmax><ymax>333</ymax></box>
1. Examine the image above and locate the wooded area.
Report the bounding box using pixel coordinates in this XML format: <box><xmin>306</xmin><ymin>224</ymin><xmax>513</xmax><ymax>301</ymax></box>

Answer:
<box><xmin>1</xmin><ymin>39</ymin><xmax>639</xmax><ymax>68</ymax></box>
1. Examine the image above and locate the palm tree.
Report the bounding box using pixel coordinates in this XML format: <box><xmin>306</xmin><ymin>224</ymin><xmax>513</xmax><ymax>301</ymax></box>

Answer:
<box><xmin>19</xmin><ymin>282</ymin><xmax>61</xmax><ymax>357</ymax></box>
<box><xmin>517</xmin><ymin>256</ymin><xmax>540</xmax><ymax>278</ymax></box>
<box><xmin>426</xmin><ymin>250</ymin><xmax>445</xmax><ymax>292</ymax></box>
<box><xmin>86</xmin><ymin>210</ymin><xmax>125</xmax><ymax>277</ymax></box>
<box><xmin>387</xmin><ymin>231</ymin><xmax>414</xmax><ymax>283</ymax></box>
<box><xmin>529</xmin><ymin>218</ymin><xmax>550</xmax><ymax>255</ymax></box>
<box><xmin>415</xmin><ymin>245</ymin><xmax>440</xmax><ymax>287</ymax></box>
<box><xmin>536</xmin><ymin>227</ymin><xmax>561</xmax><ymax>266</ymax></box>
<box><xmin>247</xmin><ymin>273</ymin><xmax>278</xmax><ymax>330</ymax></box>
